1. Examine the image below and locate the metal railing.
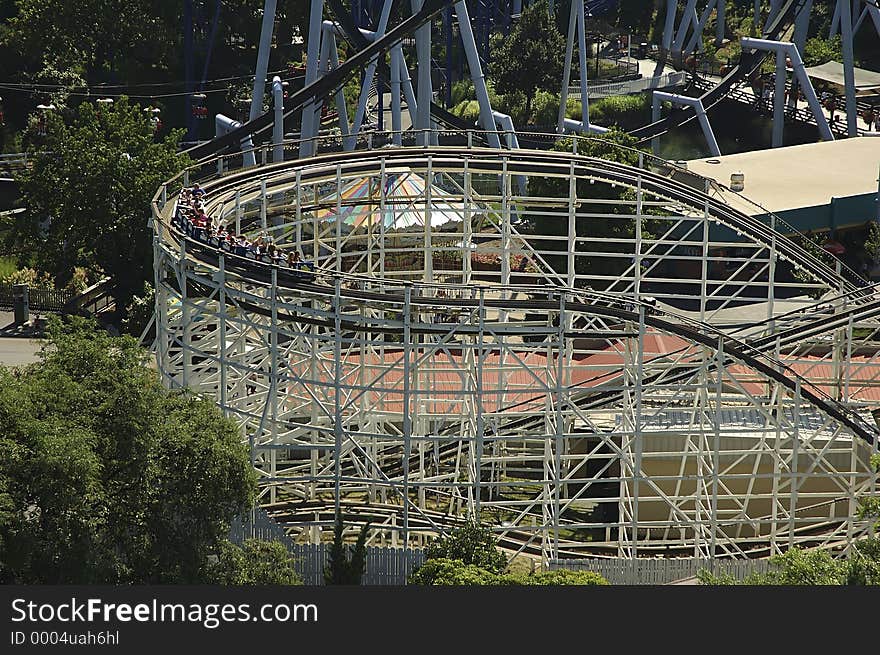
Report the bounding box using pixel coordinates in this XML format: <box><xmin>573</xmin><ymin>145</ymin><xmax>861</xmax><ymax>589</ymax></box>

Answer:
<box><xmin>569</xmin><ymin>71</ymin><xmax>688</xmax><ymax>99</ymax></box>
<box><xmin>0</xmin><ymin>283</ymin><xmax>74</xmax><ymax>312</ymax></box>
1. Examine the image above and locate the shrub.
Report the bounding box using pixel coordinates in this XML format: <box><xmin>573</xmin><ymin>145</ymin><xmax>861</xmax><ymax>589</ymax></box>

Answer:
<box><xmin>206</xmin><ymin>539</ymin><xmax>302</xmax><ymax>585</ymax></box>
<box><xmin>0</xmin><ymin>267</ymin><xmax>54</xmax><ymax>289</ymax></box>
<box><xmin>515</xmin><ymin>569</ymin><xmax>609</xmax><ymax>585</ymax></box>
<box><xmin>531</xmin><ymin>90</ymin><xmax>559</xmax><ymax>126</ymax></box>
<box><xmin>410</xmin><ymin>559</ymin><xmax>610</xmax><ymax>586</ymax></box>
<box><xmin>424</xmin><ymin>521</ymin><xmax>508</xmax><ymax>573</ymax></box>
<box><xmin>409</xmin><ymin>558</ymin><xmax>502</xmax><ymax>585</ymax></box>
<box><xmin>451</xmin><ymin>80</ymin><xmax>475</xmax><ymax>106</ymax></box>
<box><xmin>451</xmin><ymin>99</ymin><xmax>481</xmax><ymax>124</ymax></box>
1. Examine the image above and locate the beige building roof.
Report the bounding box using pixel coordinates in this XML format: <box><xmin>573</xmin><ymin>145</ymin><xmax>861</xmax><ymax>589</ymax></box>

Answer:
<box><xmin>685</xmin><ymin>138</ymin><xmax>880</xmax><ymax>217</ymax></box>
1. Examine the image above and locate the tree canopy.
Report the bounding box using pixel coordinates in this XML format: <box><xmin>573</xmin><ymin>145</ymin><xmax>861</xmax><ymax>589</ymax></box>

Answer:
<box><xmin>6</xmin><ymin>97</ymin><xmax>189</xmax><ymax>306</ymax></box>
<box><xmin>0</xmin><ymin>317</ymin><xmax>258</xmax><ymax>584</ymax></box>
<box><xmin>490</xmin><ymin>1</ymin><xmax>565</xmax><ymax>112</ymax></box>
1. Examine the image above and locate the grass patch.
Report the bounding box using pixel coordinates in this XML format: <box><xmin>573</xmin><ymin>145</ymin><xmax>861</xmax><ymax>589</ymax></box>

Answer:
<box><xmin>0</xmin><ymin>256</ymin><xmax>18</xmax><ymax>279</ymax></box>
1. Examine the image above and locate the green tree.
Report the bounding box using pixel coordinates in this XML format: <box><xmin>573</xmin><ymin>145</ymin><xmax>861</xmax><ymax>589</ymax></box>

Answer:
<box><xmin>423</xmin><ymin>520</ymin><xmax>508</xmax><ymax>574</ymax></box>
<box><xmin>8</xmin><ymin>97</ymin><xmax>188</xmax><ymax>309</ymax></box>
<box><xmin>490</xmin><ymin>1</ymin><xmax>565</xmax><ymax>114</ymax></box>
<box><xmin>803</xmin><ymin>36</ymin><xmax>843</xmax><ymax>68</ymax></box>
<box><xmin>0</xmin><ymin>316</ymin><xmax>257</xmax><ymax>584</ymax></box>
<box><xmin>206</xmin><ymin>539</ymin><xmax>303</xmax><ymax>585</ymax></box>
<box><xmin>324</xmin><ymin>512</ymin><xmax>370</xmax><ymax>585</ymax></box>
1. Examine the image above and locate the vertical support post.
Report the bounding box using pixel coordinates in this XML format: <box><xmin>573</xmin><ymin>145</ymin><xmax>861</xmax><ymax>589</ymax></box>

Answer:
<box><xmin>651</xmin><ymin>94</ymin><xmax>661</xmax><ymax>156</ymax></box>
<box><xmin>391</xmin><ymin>45</ymin><xmax>402</xmax><ymax>145</ymax></box>
<box><xmin>234</xmin><ymin>189</ymin><xmax>241</xmax><ymax>236</ymax></box>
<box><xmin>773</xmin><ymin>49</ymin><xmax>786</xmax><ymax>147</ymax></box>
<box><xmin>662</xmin><ymin>0</ymin><xmax>676</xmax><ymax>56</ymax></box>
<box><xmin>412</xmin><ymin>0</ymin><xmax>433</xmax><ymax>146</ymax></box>
<box><xmin>631</xmin><ymin>304</ymin><xmax>646</xmax><ymax>563</ymax></box>
<box><xmin>575</xmin><ymin>0</ymin><xmax>589</xmax><ymax>129</ymax></box>
<box><xmin>333</xmin><ymin>277</ymin><xmax>343</xmax><ymax>518</ymax></box>
<box><xmin>444</xmin><ymin>5</ymin><xmax>454</xmax><ymax>108</ymax></box>
<box><xmin>673</xmin><ymin>0</ymin><xmax>700</xmax><ymax>54</ymax></box>
<box><xmin>711</xmin><ymin>335</ymin><xmax>723</xmax><ymax>562</ymax></box>
<box><xmin>250</xmin><ymin>0</ymin><xmax>278</xmax><ymax>122</ymax></box>
<box><xmin>567</xmin><ymin>161</ymin><xmax>577</xmax><ymax>288</ymax></box>
<box><xmin>272</xmin><ymin>76</ymin><xmax>284</xmax><ymax>163</ymax></box>
<box><xmin>557</xmin><ymin>0</ymin><xmax>578</xmax><ymax>134</ymax></box>
<box><xmin>840</xmin><ymin>0</ymin><xmax>859</xmax><ymax>136</ymax></box>
<box><xmin>260</xmin><ymin>178</ymin><xmax>268</xmax><ymax>231</ymax></box>
<box><xmin>716</xmin><ymin>0</ymin><xmax>726</xmax><ymax>47</ymax></box>
<box><xmin>454</xmin><ymin>1</ymin><xmax>502</xmax><ymax>149</ymax></box>
<box><xmin>402</xmin><ymin>284</ymin><xmax>413</xmax><ymax>546</ymax></box>
<box><xmin>300</xmin><ymin>0</ymin><xmax>324</xmax><ymax>158</ymax></box>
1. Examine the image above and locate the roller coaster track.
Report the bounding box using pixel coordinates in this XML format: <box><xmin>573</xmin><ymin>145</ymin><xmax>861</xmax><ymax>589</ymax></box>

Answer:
<box><xmin>184</xmin><ymin>0</ymin><xmax>811</xmax><ymax>161</ymax></box>
<box><xmin>159</xmin><ymin>147</ymin><xmax>879</xmax><ymax>446</ymax></box>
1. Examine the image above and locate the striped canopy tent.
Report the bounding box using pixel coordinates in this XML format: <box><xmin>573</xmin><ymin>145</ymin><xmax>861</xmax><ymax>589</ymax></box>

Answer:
<box><xmin>316</xmin><ymin>168</ymin><xmax>466</xmax><ymax>230</ymax></box>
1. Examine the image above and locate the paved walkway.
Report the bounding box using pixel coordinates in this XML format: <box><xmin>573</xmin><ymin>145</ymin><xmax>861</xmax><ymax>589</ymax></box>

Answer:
<box><xmin>0</xmin><ymin>310</ymin><xmax>44</xmax><ymax>367</ymax></box>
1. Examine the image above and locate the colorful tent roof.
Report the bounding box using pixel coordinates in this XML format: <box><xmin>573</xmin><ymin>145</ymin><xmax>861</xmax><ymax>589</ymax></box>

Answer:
<box><xmin>316</xmin><ymin>169</ymin><xmax>466</xmax><ymax>229</ymax></box>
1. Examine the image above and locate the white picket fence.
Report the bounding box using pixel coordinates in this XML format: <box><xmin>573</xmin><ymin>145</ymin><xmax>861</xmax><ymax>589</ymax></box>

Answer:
<box><xmin>550</xmin><ymin>557</ymin><xmax>771</xmax><ymax>585</ymax></box>
<box><xmin>231</xmin><ymin>509</ymin><xmax>769</xmax><ymax>585</ymax></box>
<box><xmin>229</xmin><ymin>509</ymin><xmax>424</xmax><ymax>585</ymax></box>
<box><xmin>288</xmin><ymin>543</ymin><xmax>426</xmax><ymax>585</ymax></box>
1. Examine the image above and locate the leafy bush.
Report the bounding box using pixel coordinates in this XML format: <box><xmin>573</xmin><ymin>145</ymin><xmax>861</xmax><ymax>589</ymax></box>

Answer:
<box><xmin>0</xmin><ymin>267</ymin><xmax>54</xmax><ymax>289</ymax></box>
<box><xmin>424</xmin><ymin>521</ymin><xmax>508</xmax><ymax>573</ymax></box>
<box><xmin>496</xmin><ymin>89</ymin><xmax>530</xmax><ymax>126</ymax></box>
<box><xmin>206</xmin><ymin>539</ymin><xmax>302</xmax><ymax>585</ymax></box>
<box><xmin>511</xmin><ymin>569</ymin><xmax>609</xmax><ymax>585</ymax></box>
<box><xmin>589</xmin><ymin>94</ymin><xmax>650</xmax><ymax>130</ymax></box>
<box><xmin>409</xmin><ymin>558</ymin><xmax>503</xmax><ymax>585</ymax></box>
<box><xmin>451</xmin><ymin>80</ymin><xmax>475</xmax><ymax>106</ymax></box>
<box><xmin>410</xmin><ymin>558</ymin><xmax>609</xmax><ymax>586</ymax></box>
<box><xmin>803</xmin><ymin>36</ymin><xmax>842</xmax><ymax>68</ymax></box>
<box><xmin>531</xmin><ymin>90</ymin><xmax>559</xmax><ymax>126</ymax></box>
<box><xmin>451</xmin><ymin>99</ymin><xmax>481</xmax><ymax>124</ymax></box>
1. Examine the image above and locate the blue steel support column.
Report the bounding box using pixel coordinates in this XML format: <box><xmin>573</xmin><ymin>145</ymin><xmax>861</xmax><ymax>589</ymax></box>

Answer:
<box><xmin>868</xmin><ymin>1</ymin><xmax>880</xmax><ymax>35</ymax></box>
<box><xmin>300</xmin><ymin>0</ymin><xmax>324</xmax><ymax>158</ymax></box>
<box><xmin>272</xmin><ymin>76</ymin><xmax>284</xmax><ymax>162</ymax></box>
<box><xmin>444</xmin><ymin>6</ymin><xmax>453</xmax><ymax>107</ymax></box>
<box><xmin>391</xmin><ymin>45</ymin><xmax>403</xmax><ymax>144</ymax></box>
<box><xmin>685</xmin><ymin>0</ymin><xmax>719</xmax><ymax>55</ymax></box>
<box><xmin>557</xmin><ymin>0</ymin><xmax>579</xmax><ymax>134</ymax></box>
<box><xmin>653</xmin><ymin>91</ymin><xmax>721</xmax><ymax>156</ymax></box>
<box><xmin>830</xmin><ymin>0</ymin><xmax>841</xmax><ymax>37</ymax></box>
<box><xmin>651</xmin><ymin>94</ymin><xmax>661</xmax><ymax>156</ymax></box>
<box><xmin>673</xmin><ymin>0</ymin><xmax>699</xmax><ymax>54</ymax></box>
<box><xmin>662</xmin><ymin>0</ymin><xmax>676</xmax><ymax>55</ymax></box>
<box><xmin>326</xmin><ymin>34</ymin><xmax>353</xmax><ymax>150</ymax></box>
<box><xmin>412</xmin><ymin>0</ymin><xmax>433</xmax><ymax>146</ymax></box>
<box><xmin>351</xmin><ymin>1</ymin><xmax>393</xmax><ymax>139</ymax></box>
<box><xmin>716</xmin><ymin>0</ymin><xmax>725</xmax><ymax>46</ymax></box>
<box><xmin>742</xmin><ymin>37</ymin><xmax>834</xmax><ymax>143</ymax></box>
<box><xmin>773</xmin><ymin>48</ymin><xmax>786</xmax><ymax>147</ymax></box>
<box><xmin>575</xmin><ymin>0</ymin><xmax>589</xmax><ymax>129</ymax></box>
<box><xmin>840</xmin><ymin>0</ymin><xmax>859</xmax><ymax>136</ymax></box>
<box><xmin>397</xmin><ymin>49</ymin><xmax>419</xmax><ymax>126</ymax></box>
<box><xmin>215</xmin><ymin>114</ymin><xmax>256</xmax><ymax>167</ymax></box>
<box><xmin>765</xmin><ymin>0</ymin><xmax>783</xmax><ymax>31</ymax></box>
<box><xmin>249</xmin><ymin>0</ymin><xmax>278</xmax><ymax>123</ymax></box>
<box><xmin>791</xmin><ymin>0</ymin><xmax>813</xmax><ymax>108</ymax></box>
<box><xmin>455</xmin><ymin>1</ymin><xmax>502</xmax><ymax>149</ymax></box>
